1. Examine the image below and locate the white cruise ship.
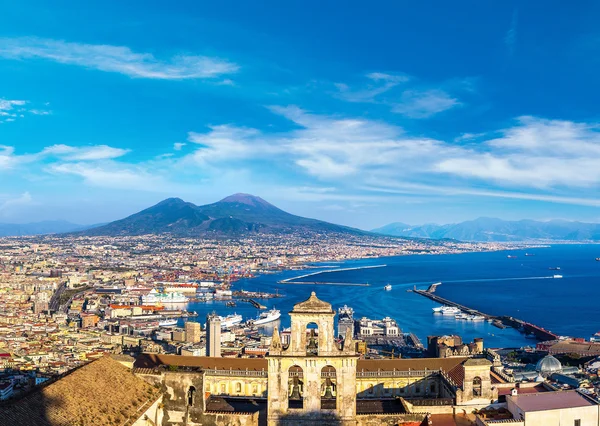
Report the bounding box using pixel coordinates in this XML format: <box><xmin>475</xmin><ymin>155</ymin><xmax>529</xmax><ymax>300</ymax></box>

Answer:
<box><xmin>220</xmin><ymin>313</ymin><xmax>243</xmax><ymax>329</ymax></box>
<box><xmin>432</xmin><ymin>306</ymin><xmax>461</xmax><ymax>315</ymax></box>
<box><xmin>142</xmin><ymin>289</ymin><xmax>188</xmax><ymax>305</ymax></box>
<box><xmin>252</xmin><ymin>309</ymin><xmax>281</xmax><ymax>326</ymax></box>
<box><xmin>384</xmin><ymin>284</ymin><xmax>392</xmax><ymax>291</ymax></box>
<box><xmin>159</xmin><ymin>319</ymin><xmax>178</xmax><ymax>327</ymax></box>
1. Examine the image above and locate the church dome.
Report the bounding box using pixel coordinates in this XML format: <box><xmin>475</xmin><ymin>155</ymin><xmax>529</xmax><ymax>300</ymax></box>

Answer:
<box><xmin>536</xmin><ymin>355</ymin><xmax>562</xmax><ymax>375</ymax></box>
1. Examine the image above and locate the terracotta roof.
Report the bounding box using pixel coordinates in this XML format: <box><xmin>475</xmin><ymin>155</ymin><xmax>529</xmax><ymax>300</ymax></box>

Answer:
<box><xmin>357</xmin><ymin>357</ymin><xmax>467</xmax><ymax>374</ymax></box>
<box><xmin>134</xmin><ymin>353</ymin><xmax>268</xmax><ymax>371</ymax></box>
<box><xmin>205</xmin><ymin>396</ymin><xmax>265</xmax><ymax>413</ymax></box>
<box><xmin>0</xmin><ymin>356</ymin><xmax>160</xmax><ymax>426</ymax></box>
<box><xmin>356</xmin><ymin>398</ymin><xmax>408</xmax><ymax>414</ymax></box>
<box><xmin>509</xmin><ymin>390</ymin><xmax>596</xmax><ymax>412</ymax></box>
<box><xmin>291</xmin><ymin>291</ymin><xmax>333</xmax><ymax>314</ymax></box>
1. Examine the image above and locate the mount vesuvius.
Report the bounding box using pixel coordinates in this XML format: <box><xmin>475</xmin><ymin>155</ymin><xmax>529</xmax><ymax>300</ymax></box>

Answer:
<box><xmin>79</xmin><ymin>194</ymin><xmax>367</xmax><ymax>237</ymax></box>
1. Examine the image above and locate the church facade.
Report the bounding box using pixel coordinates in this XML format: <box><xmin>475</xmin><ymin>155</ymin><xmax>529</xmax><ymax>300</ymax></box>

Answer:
<box><xmin>134</xmin><ymin>292</ymin><xmax>501</xmax><ymax>426</ymax></box>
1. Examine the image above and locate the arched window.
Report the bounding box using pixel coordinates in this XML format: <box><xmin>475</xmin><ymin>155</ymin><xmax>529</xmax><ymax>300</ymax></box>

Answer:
<box><xmin>187</xmin><ymin>386</ymin><xmax>196</xmax><ymax>406</ymax></box>
<box><xmin>288</xmin><ymin>365</ymin><xmax>304</xmax><ymax>409</ymax></box>
<box><xmin>306</xmin><ymin>322</ymin><xmax>319</xmax><ymax>355</ymax></box>
<box><xmin>236</xmin><ymin>382</ymin><xmax>242</xmax><ymax>393</ymax></box>
<box><xmin>473</xmin><ymin>376</ymin><xmax>482</xmax><ymax>397</ymax></box>
<box><xmin>321</xmin><ymin>365</ymin><xmax>337</xmax><ymax>409</ymax></box>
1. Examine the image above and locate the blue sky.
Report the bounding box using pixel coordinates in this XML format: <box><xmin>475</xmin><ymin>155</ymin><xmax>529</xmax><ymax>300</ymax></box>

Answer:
<box><xmin>1</xmin><ymin>1</ymin><xmax>600</xmax><ymax>229</ymax></box>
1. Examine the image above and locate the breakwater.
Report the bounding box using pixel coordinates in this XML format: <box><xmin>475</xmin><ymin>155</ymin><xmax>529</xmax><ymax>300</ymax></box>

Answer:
<box><xmin>279</xmin><ymin>264</ymin><xmax>386</xmax><ymax>285</ymax></box>
<box><xmin>414</xmin><ymin>286</ymin><xmax>557</xmax><ymax>341</ymax></box>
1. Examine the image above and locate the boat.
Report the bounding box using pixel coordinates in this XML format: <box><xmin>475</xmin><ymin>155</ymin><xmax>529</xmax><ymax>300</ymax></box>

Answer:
<box><xmin>507</xmin><ymin>255</ymin><xmax>517</xmax><ymax>259</ymax></box>
<box><xmin>252</xmin><ymin>308</ymin><xmax>281</xmax><ymax>325</ymax></box>
<box><xmin>158</xmin><ymin>319</ymin><xmax>178</xmax><ymax>327</ymax></box>
<box><xmin>590</xmin><ymin>332</ymin><xmax>600</xmax><ymax>342</ymax></box>
<box><xmin>525</xmin><ymin>253</ymin><xmax>535</xmax><ymax>256</ymax></box>
<box><xmin>142</xmin><ymin>289</ymin><xmax>189</xmax><ymax>305</ymax></box>
<box><xmin>549</xmin><ymin>267</ymin><xmax>561</xmax><ymax>271</ymax></box>
<box><xmin>466</xmin><ymin>315</ymin><xmax>485</xmax><ymax>321</ymax></box>
<box><xmin>455</xmin><ymin>313</ymin><xmax>469</xmax><ymax>320</ymax></box>
<box><xmin>596</xmin><ymin>258</ymin><xmax>600</xmax><ymax>262</ymax></box>
<box><xmin>432</xmin><ymin>306</ymin><xmax>461</xmax><ymax>315</ymax></box>
<box><xmin>553</xmin><ymin>274</ymin><xmax>563</xmax><ymax>279</ymax></box>
<box><xmin>384</xmin><ymin>284</ymin><xmax>392</xmax><ymax>291</ymax></box>
<box><xmin>219</xmin><ymin>313</ymin><xmax>243</xmax><ymax>329</ymax></box>
<box><xmin>226</xmin><ymin>301</ymin><xmax>236</xmax><ymax>307</ymax></box>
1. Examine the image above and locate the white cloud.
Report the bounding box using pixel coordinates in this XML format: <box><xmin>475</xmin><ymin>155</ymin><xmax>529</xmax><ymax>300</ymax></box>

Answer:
<box><xmin>173</xmin><ymin>142</ymin><xmax>186</xmax><ymax>151</ymax></box>
<box><xmin>0</xmin><ymin>98</ymin><xmax>52</xmax><ymax>123</ymax></box>
<box><xmin>0</xmin><ymin>99</ymin><xmax>26</xmax><ymax>111</ymax></box>
<box><xmin>49</xmin><ymin>162</ymin><xmax>169</xmax><ymax>192</ymax></box>
<box><xmin>392</xmin><ymin>89</ymin><xmax>461</xmax><ymax>118</ymax></box>
<box><xmin>41</xmin><ymin>144</ymin><xmax>130</xmax><ymax>160</ymax></box>
<box><xmin>436</xmin><ymin>116</ymin><xmax>600</xmax><ymax>188</ymax></box>
<box><xmin>0</xmin><ymin>37</ymin><xmax>239</xmax><ymax>80</ymax></box>
<box><xmin>334</xmin><ymin>72</ymin><xmax>408</xmax><ymax>103</ymax></box>
<box><xmin>0</xmin><ymin>144</ymin><xmax>130</xmax><ymax>170</ymax></box>
<box><xmin>0</xmin><ymin>146</ymin><xmax>16</xmax><ymax>169</ymax></box>
<box><xmin>505</xmin><ymin>10</ymin><xmax>518</xmax><ymax>56</ymax></box>
<box><xmin>0</xmin><ymin>192</ymin><xmax>34</xmax><ymax>216</ymax></box>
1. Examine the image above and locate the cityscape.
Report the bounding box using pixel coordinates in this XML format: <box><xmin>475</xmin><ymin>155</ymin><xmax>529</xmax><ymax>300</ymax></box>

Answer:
<box><xmin>2</xmin><ymin>1</ymin><xmax>600</xmax><ymax>426</ymax></box>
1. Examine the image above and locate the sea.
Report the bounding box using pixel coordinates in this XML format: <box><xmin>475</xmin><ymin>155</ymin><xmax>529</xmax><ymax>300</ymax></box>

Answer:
<box><xmin>184</xmin><ymin>244</ymin><xmax>600</xmax><ymax>349</ymax></box>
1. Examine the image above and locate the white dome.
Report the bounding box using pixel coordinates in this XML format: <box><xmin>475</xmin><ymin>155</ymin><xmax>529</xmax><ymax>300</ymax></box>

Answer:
<box><xmin>536</xmin><ymin>355</ymin><xmax>562</xmax><ymax>375</ymax></box>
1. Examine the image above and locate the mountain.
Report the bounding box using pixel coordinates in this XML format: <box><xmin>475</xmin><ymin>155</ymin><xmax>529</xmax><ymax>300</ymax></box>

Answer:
<box><xmin>80</xmin><ymin>193</ymin><xmax>367</xmax><ymax>237</ymax></box>
<box><xmin>0</xmin><ymin>220</ymin><xmax>97</xmax><ymax>237</ymax></box>
<box><xmin>372</xmin><ymin>217</ymin><xmax>600</xmax><ymax>242</ymax></box>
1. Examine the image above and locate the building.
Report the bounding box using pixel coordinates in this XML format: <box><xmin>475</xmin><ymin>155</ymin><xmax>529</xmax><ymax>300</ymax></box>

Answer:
<box><xmin>337</xmin><ymin>305</ymin><xmax>354</xmax><ymax>338</ymax></box>
<box><xmin>133</xmin><ymin>292</ymin><xmax>501</xmax><ymax>426</ymax></box>
<box><xmin>477</xmin><ymin>390</ymin><xmax>600</xmax><ymax>426</ymax></box>
<box><xmin>185</xmin><ymin>321</ymin><xmax>201</xmax><ymax>344</ymax></box>
<box><xmin>356</xmin><ymin>316</ymin><xmax>400</xmax><ymax>337</ymax></box>
<box><xmin>428</xmin><ymin>335</ymin><xmax>484</xmax><ymax>358</ymax></box>
<box><xmin>206</xmin><ymin>313</ymin><xmax>221</xmax><ymax>358</ymax></box>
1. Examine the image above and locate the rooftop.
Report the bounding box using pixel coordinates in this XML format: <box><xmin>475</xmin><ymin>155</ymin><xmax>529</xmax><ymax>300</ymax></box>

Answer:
<box><xmin>291</xmin><ymin>291</ymin><xmax>333</xmax><ymax>314</ymax></box>
<box><xmin>0</xmin><ymin>356</ymin><xmax>160</xmax><ymax>426</ymax></box>
<box><xmin>510</xmin><ymin>390</ymin><xmax>596</xmax><ymax>412</ymax></box>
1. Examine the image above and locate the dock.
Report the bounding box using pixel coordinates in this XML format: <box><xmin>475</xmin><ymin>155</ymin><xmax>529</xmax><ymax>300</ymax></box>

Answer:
<box><xmin>242</xmin><ymin>299</ymin><xmax>267</xmax><ymax>309</ymax></box>
<box><xmin>279</xmin><ymin>264</ymin><xmax>386</xmax><ymax>284</ymax></box>
<box><xmin>413</xmin><ymin>284</ymin><xmax>558</xmax><ymax>341</ymax></box>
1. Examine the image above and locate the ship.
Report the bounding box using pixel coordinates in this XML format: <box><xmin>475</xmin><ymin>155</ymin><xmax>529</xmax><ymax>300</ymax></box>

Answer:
<box><xmin>596</xmin><ymin>258</ymin><xmax>600</xmax><ymax>262</ymax></box>
<box><xmin>507</xmin><ymin>255</ymin><xmax>517</xmax><ymax>259</ymax></box>
<box><xmin>549</xmin><ymin>267</ymin><xmax>561</xmax><ymax>270</ymax></box>
<box><xmin>525</xmin><ymin>253</ymin><xmax>535</xmax><ymax>256</ymax></box>
<box><xmin>384</xmin><ymin>284</ymin><xmax>392</xmax><ymax>291</ymax></box>
<box><xmin>158</xmin><ymin>318</ymin><xmax>178</xmax><ymax>327</ymax></box>
<box><xmin>432</xmin><ymin>306</ymin><xmax>461</xmax><ymax>315</ymax></box>
<box><xmin>252</xmin><ymin>308</ymin><xmax>281</xmax><ymax>326</ymax></box>
<box><xmin>553</xmin><ymin>274</ymin><xmax>563</xmax><ymax>279</ymax></box>
<box><xmin>142</xmin><ymin>289</ymin><xmax>189</xmax><ymax>305</ymax></box>
<box><xmin>337</xmin><ymin>305</ymin><xmax>355</xmax><ymax>338</ymax></box>
<box><xmin>219</xmin><ymin>313</ymin><xmax>243</xmax><ymax>329</ymax></box>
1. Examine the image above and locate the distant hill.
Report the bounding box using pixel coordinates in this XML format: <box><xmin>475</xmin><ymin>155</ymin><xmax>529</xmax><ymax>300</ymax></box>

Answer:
<box><xmin>80</xmin><ymin>193</ymin><xmax>368</xmax><ymax>237</ymax></box>
<box><xmin>372</xmin><ymin>217</ymin><xmax>600</xmax><ymax>242</ymax></box>
<box><xmin>0</xmin><ymin>220</ymin><xmax>98</xmax><ymax>237</ymax></box>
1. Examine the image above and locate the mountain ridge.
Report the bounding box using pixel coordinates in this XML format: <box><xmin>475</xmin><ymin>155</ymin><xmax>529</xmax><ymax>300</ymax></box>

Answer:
<box><xmin>79</xmin><ymin>194</ymin><xmax>369</xmax><ymax>237</ymax></box>
<box><xmin>372</xmin><ymin>217</ymin><xmax>600</xmax><ymax>242</ymax></box>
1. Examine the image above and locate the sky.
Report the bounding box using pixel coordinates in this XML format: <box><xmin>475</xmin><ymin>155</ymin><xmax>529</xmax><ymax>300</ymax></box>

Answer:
<box><xmin>2</xmin><ymin>1</ymin><xmax>600</xmax><ymax>229</ymax></box>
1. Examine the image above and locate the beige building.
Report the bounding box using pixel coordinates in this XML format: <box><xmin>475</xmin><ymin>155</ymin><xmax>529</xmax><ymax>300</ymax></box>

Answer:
<box><xmin>185</xmin><ymin>321</ymin><xmax>201</xmax><ymax>343</ymax></box>
<box><xmin>133</xmin><ymin>292</ymin><xmax>503</xmax><ymax>426</ymax></box>
<box><xmin>206</xmin><ymin>313</ymin><xmax>221</xmax><ymax>357</ymax></box>
<box><xmin>477</xmin><ymin>390</ymin><xmax>600</xmax><ymax>426</ymax></box>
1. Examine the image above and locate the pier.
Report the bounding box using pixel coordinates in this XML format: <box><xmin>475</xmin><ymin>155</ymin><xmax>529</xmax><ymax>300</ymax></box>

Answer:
<box><xmin>242</xmin><ymin>299</ymin><xmax>267</xmax><ymax>309</ymax></box>
<box><xmin>413</xmin><ymin>284</ymin><xmax>558</xmax><ymax>341</ymax></box>
<box><xmin>279</xmin><ymin>264</ymin><xmax>386</xmax><ymax>284</ymax></box>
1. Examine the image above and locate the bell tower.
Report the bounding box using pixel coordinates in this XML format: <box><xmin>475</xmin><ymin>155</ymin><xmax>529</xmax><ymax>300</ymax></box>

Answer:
<box><xmin>267</xmin><ymin>292</ymin><xmax>358</xmax><ymax>425</ymax></box>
